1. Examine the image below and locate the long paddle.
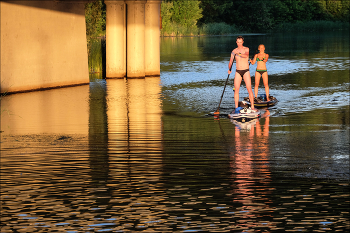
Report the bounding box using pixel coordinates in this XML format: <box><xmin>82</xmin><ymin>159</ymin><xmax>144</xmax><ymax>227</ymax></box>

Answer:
<box><xmin>214</xmin><ymin>55</ymin><xmax>236</xmax><ymax>115</ymax></box>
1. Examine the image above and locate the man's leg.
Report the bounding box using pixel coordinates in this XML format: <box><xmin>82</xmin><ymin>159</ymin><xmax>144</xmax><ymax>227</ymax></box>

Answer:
<box><xmin>234</xmin><ymin>72</ymin><xmax>242</xmax><ymax>109</ymax></box>
<box><xmin>243</xmin><ymin>71</ymin><xmax>255</xmax><ymax>110</ymax></box>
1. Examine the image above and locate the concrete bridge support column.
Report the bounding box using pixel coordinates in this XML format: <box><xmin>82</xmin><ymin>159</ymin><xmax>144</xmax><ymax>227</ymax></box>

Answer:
<box><xmin>145</xmin><ymin>0</ymin><xmax>161</xmax><ymax>77</ymax></box>
<box><xmin>125</xmin><ymin>0</ymin><xmax>146</xmax><ymax>78</ymax></box>
<box><xmin>105</xmin><ymin>0</ymin><xmax>126</xmax><ymax>78</ymax></box>
<box><xmin>104</xmin><ymin>0</ymin><xmax>161</xmax><ymax>79</ymax></box>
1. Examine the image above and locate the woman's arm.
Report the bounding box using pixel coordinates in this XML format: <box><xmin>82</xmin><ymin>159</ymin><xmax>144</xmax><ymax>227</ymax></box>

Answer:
<box><xmin>250</xmin><ymin>54</ymin><xmax>257</xmax><ymax>65</ymax></box>
<box><xmin>263</xmin><ymin>53</ymin><xmax>269</xmax><ymax>62</ymax></box>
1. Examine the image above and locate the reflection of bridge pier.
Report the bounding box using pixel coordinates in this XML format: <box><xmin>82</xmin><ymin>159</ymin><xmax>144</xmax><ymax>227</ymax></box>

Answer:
<box><xmin>106</xmin><ymin>78</ymin><xmax>163</xmax><ymax>198</ymax></box>
<box><xmin>106</xmin><ymin>78</ymin><xmax>162</xmax><ymax>148</ymax></box>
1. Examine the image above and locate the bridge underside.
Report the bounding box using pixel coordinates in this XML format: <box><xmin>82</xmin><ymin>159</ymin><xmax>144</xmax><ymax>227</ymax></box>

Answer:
<box><xmin>0</xmin><ymin>1</ymin><xmax>90</xmax><ymax>94</ymax></box>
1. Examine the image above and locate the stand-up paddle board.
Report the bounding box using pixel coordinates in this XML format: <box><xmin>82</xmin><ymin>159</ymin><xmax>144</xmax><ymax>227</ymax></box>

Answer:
<box><xmin>230</xmin><ymin>117</ymin><xmax>259</xmax><ymax>131</ymax></box>
<box><xmin>228</xmin><ymin>107</ymin><xmax>260</xmax><ymax>122</ymax></box>
<box><xmin>243</xmin><ymin>94</ymin><xmax>278</xmax><ymax>108</ymax></box>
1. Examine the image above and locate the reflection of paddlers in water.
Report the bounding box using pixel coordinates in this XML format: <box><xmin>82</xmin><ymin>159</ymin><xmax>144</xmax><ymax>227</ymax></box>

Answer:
<box><xmin>250</xmin><ymin>44</ymin><xmax>270</xmax><ymax>101</ymax></box>
<box><xmin>228</xmin><ymin>36</ymin><xmax>256</xmax><ymax>111</ymax></box>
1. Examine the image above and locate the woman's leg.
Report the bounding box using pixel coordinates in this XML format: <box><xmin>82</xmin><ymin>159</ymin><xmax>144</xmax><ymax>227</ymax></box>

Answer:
<box><xmin>254</xmin><ymin>72</ymin><xmax>261</xmax><ymax>98</ymax></box>
<box><xmin>262</xmin><ymin>72</ymin><xmax>270</xmax><ymax>101</ymax></box>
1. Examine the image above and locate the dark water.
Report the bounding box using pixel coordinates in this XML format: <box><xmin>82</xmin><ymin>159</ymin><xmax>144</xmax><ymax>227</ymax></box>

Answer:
<box><xmin>1</xmin><ymin>32</ymin><xmax>349</xmax><ymax>232</ymax></box>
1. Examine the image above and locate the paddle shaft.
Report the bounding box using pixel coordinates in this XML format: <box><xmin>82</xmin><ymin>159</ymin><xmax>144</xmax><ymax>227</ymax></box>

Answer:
<box><xmin>215</xmin><ymin>54</ymin><xmax>236</xmax><ymax>114</ymax></box>
<box><xmin>215</xmin><ymin>73</ymin><xmax>230</xmax><ymax>113</ymax></box>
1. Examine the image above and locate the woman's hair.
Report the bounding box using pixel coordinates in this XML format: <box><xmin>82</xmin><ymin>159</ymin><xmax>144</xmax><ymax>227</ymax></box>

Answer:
<box><xmin>258</xmin><ymin>44</ymin><xmax>265</xmax><ymax>49</ymax></box>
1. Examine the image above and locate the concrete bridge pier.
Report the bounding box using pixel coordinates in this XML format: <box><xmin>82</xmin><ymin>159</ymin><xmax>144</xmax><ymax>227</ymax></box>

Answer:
<box><xmin>105</xmin><ymin>0</ymin><xmax>161</xmax><ymax>79</ymax></box>
<box><xmin>145</xmin><ymin>0</ymin><xmax>161</xmax><ymax>77</ymax></box>
<box><xmin>126</xmin><ymin>0</ymin><xmax>146</xmax><ymax>78</ymax></box>
<box><xmin>105</xmin><ymin>0</ymin><xmax>126</xmax><ymax>78</ymax></box>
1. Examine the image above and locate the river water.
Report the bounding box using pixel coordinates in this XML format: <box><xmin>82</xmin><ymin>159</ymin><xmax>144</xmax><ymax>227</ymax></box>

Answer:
<box><xmin>1</xmin><ymin>32</ymin><xmax>349</xmax><ymax>232</ymax></box>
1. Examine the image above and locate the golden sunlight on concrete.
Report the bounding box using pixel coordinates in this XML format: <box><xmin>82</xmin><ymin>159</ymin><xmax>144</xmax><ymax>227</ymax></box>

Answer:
<box><xmin>145</xmin><ymin>1</ymin><xmax>161</xmax><ymax>76</ymax></box>
<box><xmin>0</xmin><ymin>85</ymin><xmax>89</xmax><ymax>135</ymax></box>
<box><xmin>0</xmin><ymin>1</ymin><xmax>89</xmax><ymax>94</ymax></box>
<box><xmin>105</xmin><ymin>0</ymin><xmax>126</xmax><ymax>78</ymax></box>
<box><xmin>105</xmin><ymin>0</ymin><xmax>162</xmax><ymax>78</ymax></box>
<box><xmin>126</xmin><ymin>0</ymin><xmax>146</xmax><ymax>78</ymax></box>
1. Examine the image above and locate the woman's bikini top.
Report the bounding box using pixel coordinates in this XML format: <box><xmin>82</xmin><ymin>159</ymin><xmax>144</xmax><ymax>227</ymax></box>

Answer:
<box><xmin>256</xmin><ymin>56</ymin><xmax>265</xmax><ymax>61</ymax></box>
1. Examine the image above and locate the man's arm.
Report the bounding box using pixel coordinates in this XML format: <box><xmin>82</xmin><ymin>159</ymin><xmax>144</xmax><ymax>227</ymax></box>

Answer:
<box><xmin>239</xmin><ymin>47</ymin><xmax>249</xmax><ymax>58</ymax></box>
<box><xmin>228</xmin><ymin>52</ymin><xmax>235</xmax><ymax>74</ymax></box>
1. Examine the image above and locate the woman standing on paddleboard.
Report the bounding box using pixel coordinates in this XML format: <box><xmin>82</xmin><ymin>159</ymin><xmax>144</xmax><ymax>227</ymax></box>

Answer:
<box><xmin>250</xmin><ymin>44</ymin><xmax>270</xmax><ymax>101</ymax></box>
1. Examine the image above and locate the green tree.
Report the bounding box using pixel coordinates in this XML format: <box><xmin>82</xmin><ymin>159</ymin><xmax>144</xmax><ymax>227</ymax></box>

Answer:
<box><xmin>226</xmin><ymin>0</ymin><xmax>274</xmax><ymax>32</ymax></box>
<box><xmin>197</xmin><ymin>0</ymin><xmax>233</xmax><ymax>25</ymax></box>
<box><xmin>161</xmin><ymin>1</ymin><xmax>175</xmax><ymax>34</ymax></box>
<box><xmin>85</xmin><ymin>0</ymin><xmax>106</xmax><ymax>39</ymax></box>
<box><xmin>317</xmin><ymin>0</ymin><xmax>350</xmax><ymax>20</ymax></box>
<box><xmin>245</xmin><ymin>0</ymin><xmax>274</xmax><ymax>31</ymax></box>
<box><xmin>171</xmin><ymin>0</ymin><xmax>203</xmax><ymax>28</ymax></box>
<box><xmin>161</xmin><ymin>0</ymin><xmax>203</xmax><ymax>35</ymax></box>
<box><xmin>197</xmin><ymin>0</ymin><xmax>349</xmax><ymax>32</ymax></box>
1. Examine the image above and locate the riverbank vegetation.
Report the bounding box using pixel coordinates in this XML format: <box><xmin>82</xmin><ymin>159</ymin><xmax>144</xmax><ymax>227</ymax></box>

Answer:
<box><xmin>161</xmin><ymin>0</ymin><xmax>349</xmax><ymax>35</ymax></box>
<box><xmin>85</xmin><ymin>0</ymin><xmax>349</xmax><ymax>37</ymax></box>
<box><xmin>84</xmin><ymin>0</ymin><xmax>349</xmax><ymax>71</ymax></box>
<box><xmin>85</xmin><ymin>0</ymin><xmax>106</xmax><ymax>39</ymax></box>
<box><xmin>85</xmin><ymin>0</ymin><xmax>106</xmax><ymax>73</ymax></box>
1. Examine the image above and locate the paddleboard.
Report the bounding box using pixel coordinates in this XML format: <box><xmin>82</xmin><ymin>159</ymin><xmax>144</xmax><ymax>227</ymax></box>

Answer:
<box><xmin>228</xmin><ymin>107</ymin><xmax>260</xmax><ymax>122</ymax></box>
<box><xmin>243</xmin><ymin>94</ymin><xmax>278</xmax><ymax>108</ymax></box>
<box><xmin>231</xmin><ymin>117</ymin><xmax>259</xmax><ymax>131</ymax></box>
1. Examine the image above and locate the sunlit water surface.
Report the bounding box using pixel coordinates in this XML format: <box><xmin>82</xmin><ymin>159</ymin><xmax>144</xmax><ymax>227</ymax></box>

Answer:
<box><xmin>1</xmin><ymin>32</ymin><xmax>349</xmax><ymax>232</ymax></box>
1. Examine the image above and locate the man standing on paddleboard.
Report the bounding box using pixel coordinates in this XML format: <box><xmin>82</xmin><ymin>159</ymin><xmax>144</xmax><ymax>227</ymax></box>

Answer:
<box><xmin>228</xmin><ymin>36</ymin><xmax>256</xmax><ymax>111</ymax></box>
